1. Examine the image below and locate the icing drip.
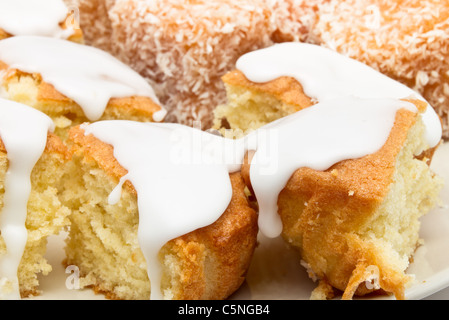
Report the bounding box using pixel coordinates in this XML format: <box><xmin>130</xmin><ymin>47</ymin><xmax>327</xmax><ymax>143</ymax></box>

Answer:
<box><xmin>236</xmin><ymin>42</ymin><xmax>442</xmax><ymax>148</ymax></box>
<box><xmin>0</xmin><ymin>0</ymin><xmax>74</xmax><ymax>39</ymax></box>
<box><xmin>0</xmin><ymin>41</ymin><xmax>441</xmax><ymax>301</ymax></box>
<box><xmin>247</xmin><ymin>97</ymin><xmax>417</xmax><ymax>237</ymax></box>
<box><xmin>85</xmin><ymin>96</ymin><xmax>418</xmax><ymax>298</ymax></box>
<box><xmin>81</xmin><ymin>43</ymin><xmax>443</xmax><ymax>300</ymax></box>
<box><xmin>0</xmin><ymin>98</ymin><xmax>54</xmax><ymax>299</ymax></box>
<box><xmin>235</xmin><ymin>42</ymin><xmax>443</xmax><ymax>238</ymax></box>
<box><xmin>85</xmin><ymin>121</ymin><xmax>241</xmax><ymax>300</ymax></box>
<box><xmin>0</xmin><ymin>36</ymin><xmax>166</xmax><ymax>122</ymax></box>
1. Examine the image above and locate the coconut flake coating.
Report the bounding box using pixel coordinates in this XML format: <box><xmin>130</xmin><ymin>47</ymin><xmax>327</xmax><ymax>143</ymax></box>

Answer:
<box><xmin>311</xmin><ymin>0</ymin><xmax>449</xmax><ymax>138</ymax></box>
<box><xmin>70</xmin><ymin>0</ymin><xmax>448</xmax><ymax>137</ymax></box>
<box><xmin>69</xmin><ymin>0</ymin><xmax>319</xmax><ymax>128</ymax></box>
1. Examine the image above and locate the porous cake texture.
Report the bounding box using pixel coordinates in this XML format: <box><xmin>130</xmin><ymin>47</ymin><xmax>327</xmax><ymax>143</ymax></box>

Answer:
<box><xmin>213</xmin><ymin>69</ymin><xmax>314</xmax><ymax>135</ymax></box>
<box><xmin>0</xmin><ymin>134</ymin><xmax>71</xmax><ymax>297</ymax></box>
<box><xmin>228</xmin><ymin>73</ymin><xmax>444</xmax><ymax>298</ymax></box>
<box><xmin>60</xmin><ymin>126</ymin><xmax>258</xmax><ymax>300</ymax></box>
<box><xmin>0</xmin><ymin>65</ymin><xmax>162</xmax><ymax>139</ymax></box>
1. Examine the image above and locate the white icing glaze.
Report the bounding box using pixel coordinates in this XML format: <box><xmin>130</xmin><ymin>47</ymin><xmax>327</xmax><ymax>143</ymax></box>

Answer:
<box><xmin>84</xmin><ymin>96</ymin><xmax>418</xmax><ymax>298</ymax></box>
<box><xmin>0</xmin><ymin>41</ymin><xmax>438</xmax><ymax>301</ymax></box>
<box><xmin>79</xmin><ymin>42</ymin><xmax>442</xmax><ymax>300</ymax></box>
<box><xmin>0</xmin><ymin>36</ymin><xmax>166</xmax><ymax>122</ymax></box>
<box><xmin>0</xmin><ymin>98</ymin><xmax>54</xmax><ymax>299</ymax></box>
<box><xmin>236</xmin><ymin>42</ymin><xmax>442</xmax><ymax>148</ymax></box>
<box><xmin>0</xmin><ymin>0</ymin><xmax>74</xmax><ymax>39</ymax></box>
<box><xmin>85</xmin><ymin>121</ymin><xmax>240</xmax><ymax>300</ymax></box>
<box><xmin>247</xmin><ymin>97</ymin><xmax>417</xmax><ymax>238</ymax></box>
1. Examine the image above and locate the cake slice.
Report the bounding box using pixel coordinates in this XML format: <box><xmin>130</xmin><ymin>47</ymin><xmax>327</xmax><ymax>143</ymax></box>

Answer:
<box><xmin>60</xmin><ymin>123</ymin><xmax>258</xmax><ymax>300</ymax></box>
<box><xmin>312</xmin><ymin>0</ymin><xmax>449</xmax><ymax>139</ymax></box>
<box><xmin>0</xmin><ymin>98</ymin><xmax>70</xmax><ymax>298</ymax></box>
<box><xmin>0</xmin><ymin>36</ymin><xmax>165</xmax><ymax>139</ymax></box>
<box><xmin>213</xmin><ymin>69</ymin><xmax>314</xmax><ymax>136</ymax></box>
<box><xmin>242</xmin><ymin>102</ymin><xmax>442</xmax><ymax>299</ymax></box>
<box><xmin>0</xmin><ymin>0</ymin><xmax>83</xmax><ymax>43</ymax></box>
<box><xmin>219</xmin><ymin>43</ymin><xmax>443</xmax><ymax>299</ymax></box>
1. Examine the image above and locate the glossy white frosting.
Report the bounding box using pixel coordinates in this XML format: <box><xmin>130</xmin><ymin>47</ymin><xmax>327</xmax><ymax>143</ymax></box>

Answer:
<box><xmin>247</xmin><ymin>97</ymin><xmax>417</xmax><ymax>237</ymax></box>
<box><xmin>85</xmin><ymin>121</ymin><xmax>240</xmax><ymax>300</ymax></box>
<box><xmin>0</xmin><ymin>41</ymin><xmax>441</xmax><ymax>301</ymax></box>
<box><xmin>0</xmin><ymin>98</ymin><xmax>54</xmax><ymax>299</ymax></box>
<box><xmin>235</xmin><ymin>42</ymin><xmax>442</xmax><ymax>238</ymax></box>
<box><xmin>78</xmin><ymin>43</ymin><xmax>443</xmax><ymax>300</ymax></box>
<box><xmin>0</xmin><ymin>36</ymin><xmax>166</xmax><ymax>122</ymax></box>
<box><xmin>84</xmin><ymin>96</ymin><xmax>418</xmax><ymax>298</ymax></box>
<box><xmin>0</xmin><ymin>0</ymin><xmax>74</xmax><ymax>39</ymax></box>
<box><xmin>236</xmin><ymin>42</ymin><xmax>442</xmax><ymax>148</ymax></box>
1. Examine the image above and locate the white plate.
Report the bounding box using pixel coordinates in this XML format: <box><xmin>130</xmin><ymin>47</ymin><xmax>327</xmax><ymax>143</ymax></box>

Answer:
<box><xmin>31</xmin><ymin>143</ymin><xmax>449</xmax><ymax>300</ymax></box>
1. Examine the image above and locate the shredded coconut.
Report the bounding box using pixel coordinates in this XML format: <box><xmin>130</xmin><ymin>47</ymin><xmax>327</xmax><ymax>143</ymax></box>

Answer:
<box><xmin>105</xmin><ymin>0</ymin><xmax>277</xmax><ymax>127</ymax></box>
<box><xmin>70</xmin><ymin>0</ymin><xmax>448</xmax><ymax>138</ymax></box>
<box><xmin>311</xmin><ymin>0</ymin><xmax>449</xmax><ymax>138</ymax></box>
<box><xmin>70</xmin><ymin>0</ymin><xmax>318</xmax><ymax>128</ymax></box>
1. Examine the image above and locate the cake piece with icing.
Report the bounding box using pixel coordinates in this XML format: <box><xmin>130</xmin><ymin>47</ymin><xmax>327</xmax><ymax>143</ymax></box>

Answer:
<box><xmin>242</xmin><ymin>98</ymin><xmax>443</xmax><ymax>299</ymax></box>
<box><xmin>214</xmin><ymin>42</ymin><xmax>442</xmax><ymax>148</ymax></box>
<box><xmin>0</xmin><ymin>36</ymin><xmax>166</xmax><ymax>139</ymax></box>
<box><xmin>216</xmin><ymin>42</ymin><xmax>443</xmax><ymax>299</ymax></box>
<box><xmin>0</xmin><ymin>0</ymin><xmax>83</xmax><ymax>43</ymax></box>
<box><xmin>61</xmin><ymin>122</ymin><xmax>258</xmax><ymax>300</ymax></box>
<box><xmin>0</xmin><ymin>98</ymin><xmax>70</xmax><ymax>299</ymax></box>
<box><xmin>61</xmin><ymin>81</ymin><xmax>442</xmax><ymax>300</ymax></box>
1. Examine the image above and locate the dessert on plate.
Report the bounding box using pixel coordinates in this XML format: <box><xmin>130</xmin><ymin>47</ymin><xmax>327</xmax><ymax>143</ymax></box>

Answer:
<box><xmin>0</xmin><ymin>0</ymin><xmax>445</xmax><ymax>301</ymax></box>
<box><xmin>61</xmin><ymin>122</ymin><xmax>258</xmax><ymax>300</ymax></box>
<box><xmin>0</xmin><ymin>98</ymin><xmax>70</xmax><ymax>298</ymax></box>
<box><xmin>218</xmin><ymin>42</ymin><xmax>443</xmax><ymax>299</ymax></box>
<box><xmin>59</xmin><ymin>39</ymin><xmax>443</xmax><ymax>299</ymax></box>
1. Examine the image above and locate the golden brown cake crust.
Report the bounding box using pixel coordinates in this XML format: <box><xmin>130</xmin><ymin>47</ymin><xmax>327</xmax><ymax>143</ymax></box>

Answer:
<box><xmin>242</xmin><ymin>106</ymin><xmax>423</xmax><ymax>299</ymax></box>
<box><xmin>68</xmin><ymin>125</ymin><xmax>132</xmax><ymax>194</ymax></box>
<box><xmin>164</xmin><ymin>172</ymin><xmax>258</xmax><ymax>300</ymax></box>
<box><xmin>223</xmin><ymin>69</ymin><xmax>314</xmax><ymax>110</ymax></box>
<box><xmin>0</xmin><ymin>28</ymin><xmax>8</xmax><ymax>40</ymax></box>
<box><xmin>242</xmin><ymin>107</ymin><xmax>419</xmax><ymax>204</ymax></box>
<box><xmin>0</xmin><ymin>132</ymin><xmax>69</xmax><ymax>159</ymax></box>
<box><xmin>0</xmin><ymin>65</ymin><xmax>164</xmax><ymax>122</ymax></box>
<box><xmin>67</xmin><ymin>125</ymin><xmax>258</xmax><ymax>300</ymax></box>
